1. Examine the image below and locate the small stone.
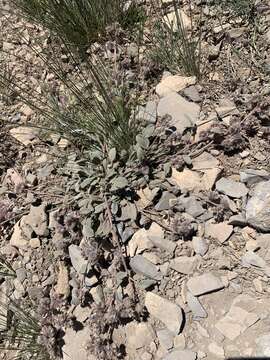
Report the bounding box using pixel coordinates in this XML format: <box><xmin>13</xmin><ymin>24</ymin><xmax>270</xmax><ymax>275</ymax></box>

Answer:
<box><xmin>202</xmin><ymin>167</ymin><xmax>222</xmax><ymax>190</ymax></box>
<box><xmin>157</xmin><ymin>93</ymin><xmax>200</xmax><ymax>134</ymax></box>
<box><xmin>10</xmin><ymin>126</ymin><xmax>38</xmax><ymax>146</ymax></box>
<box><xmin>145</xmin><ymin>292</ymin><xmax>183</xmax><ymax>335</ymax></box>
<box><xmin>169</xmin><ymin>168</ymin><xmax>203</xmax><ymax>192</ymax></box>
<box><xmin>156</xmin><ymin>75</ymin><xmax>196</xmax><ymax>97</ymax></box>
<box><xmin>90</xmin><ymin>285</ymin><xmax>104</xmax><ymax>305</ymax></box>
<box><xmin>29</xmin><ymin>238</ymin><xmax>41</xmax><ymax>249</ymax></box>
<box><xmin>246</xmin><ymin>180</ymin><xmax>270</xmax><ymax>231</ymax></box>
<box><xmin>256</xmin><ymin>334</ymin><xmax>270</xmax><ymax>356</ymax></box>
<box><xmin>55</xmin><ymin>262</ymin><xmax>70</xmax><ymax>298</ymax></box>
<box><xmin>183</xmin><ymin>196</ymin><xmax>205</xmax><ymax>218</ymax></box>
<box><xmin>187</xmin><ymin>273</ymin><xmax>224</xmax><ymax>296</ymax></box>
<box><xmin>205</xmin><ymin>222</ymin><xmax>233</xmax><ymax>243</ymax></box>
<box><xmin>128</xmin><ymin>228</ymin><xmax>153</xmax><ymax>257</ymax></box>
<box><xmin>245</xmin><ymin>240</ymin><xmax>260</xmax><ymax>252</ymax></box>
<box><xmin>186</xmin><ymin>291</ymin><xmax>207</xmax><ymax>319</ymax></box>
<box><xmin>170</xmin><ymin>256</ymin><xmax>199</xmax><ymax>275</ymax></box>
<box><xmin>216</xmin><ymin>177</ymin><xmax>248</xmax><ymax>198</ymax></box>
<box><xmin>68</xmin><ymin>245</ymin><xmax>88</xmax><ymax>274</ymax></box>
<box><xmin>208</xmin><ymin>342</ymin><xmax>224</xmax><ymax>358</ymax></box>
<box><xmin>192</xmin><ymin>152</ymin><xmax>219</xmax><ymax>170</ymax></box>
<box><xmin>228</xmin><ymin>214</ymin><xmax>246</xmax><ymax>226</ymax></box>
<box><xmin>183</xmin><ymin>86</ymin><xmax>201</xmax><ymax>103</ymax></box>
<box><xmin>192</xmin><ymin>237</ymin><xmax>208</xmax><ymax>256</ymax></box>
<box><xmin>58</xmin><ymin>138</ymin><xmax>69</xmax><ymax>149</ymax></box>
<box><xmin>240</xmin><ymin>168</ymin><xmax>270</xmax><ymax>185</ymax></box>
<box><xmin>21</xmin><ymin>204</ymin><xmax>48</xmax><ymax>237</ymax></box>
<box><xmin>163</xmin><ymin>350</ymin><xmax>196</xmax><ymax>360</ymax></box>
<box><xmin>10</xmin><ymin>221</ymin><xmax>28</xmax><ymax>249</ymax></box>
<box><xmin>157</xmin><ymin>328</ymin><xmax>174</xmax><ymax>351</ymax></box>
<box><xmin>130</xmin><ymin>255</ymin><xmax>162</xmax><ymax>281</ymax></box>
<box><xmin>147</xmin><ymin>222</ymin><xmax>176</xmax><ymax>253</ymax></box>
<box><xmin>155</xmin><ymin>191</ymin><xmax>177</xmax><ymax>211</ymax></box>
<box><xmin>173</xmin><ymin>334</ymin><xmax>186</xmax><ymax>350</ymax></box>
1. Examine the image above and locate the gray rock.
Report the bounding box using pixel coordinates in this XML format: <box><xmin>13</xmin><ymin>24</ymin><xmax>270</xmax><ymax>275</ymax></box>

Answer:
<box><xmin>242</xmin><ymin>251</ymin><xmax>270</xmax><ymax>276</ymax></box>
<box><xmin>130</xmin><ymin>255</ymin><xmax>162</xmax><ymax>281</ymax></box>
<box><xmin>186</xmin><ymin>291</ymin><xmax>207</xmax><ymax>319</ymax></box>
<box><xmin>155</xmin><ymin>191</ymin><xmax>177</xmax><ymax>211</ymax></box>
<box><xmin>228</xmin><ymin>214</ymin><xmax>247</xmax><ymax>226</ymax></box>
<box><xmin>170</xmin><ymin>256</ymin><xmax>199</xmax><ymax>275</ymax></box>
<box><xmin>182</xmin><ymin>196</ymin><xmax>205</xmax><ymax>218</ymax></box>
<box><xmin>68</xmin><ymin>245</ymin><xmax>88</xmax><ymax>274</ymax></box>
<box><xmin>240</xmin><ymin>168</ymin><xmax>270</xmax><ymax>185</ymax></box>
<box><xmin>256</xmin><ymin>334</ymin><xmax>270</xmax><ymax>356</ymax></box>
<box><xmin>187</xmin><ymin>273</ymin><xmax>224</xmax><ymax>296</ymax></box>
<box><xmin>157</xmin><ymin>92</ymin><xmax>200</xmax><ymax>133</ymax></box>
<box><xmin>246</xmin><ymin>180</ymin><xmax>270</xmax><ymax>231</ymax></box>
<box><xmin>163</xmin><ymin>350</ymin><xmax>197</xmax><ymax>360</ymax></box>
<box><xmin>192</xmin><ymin>237</ymin><xmax>208</xmax><ymax>256</ymax></box>
<box><xmin>157</xmin><ymin>328</ymin><xmax>174</xmax><ymax>351</ymax></box>
<box><xmin>183</xmin><ymin>86</ymin><xmax>201</xmax><ymax>102</ymax></box>
<box><xmin>148</xmin><ymin>223</ymin><xmax>176</xmax><ymax>254</ymax></box>
<box><xmin>145</xmin><ymin>292</ymin><xmax>183</xmax><ymax>334</ymax></box>
<box><xmin>216</xmin><ymin>177</ymin><xmax>248</xmax><ymax>198</ymax></box>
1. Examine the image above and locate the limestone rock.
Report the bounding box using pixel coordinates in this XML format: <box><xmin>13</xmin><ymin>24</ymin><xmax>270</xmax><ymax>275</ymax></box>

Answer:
<box><xmin>157</xmin><ymin>93</ymin><xmax>200</xmax><ymax>134</ymax></box>
<box><xmin>156</xmin><ymin>75</ymin><xmax>196</xmax><ymax>97</ymax></box>
<box><xmin>187</xmin><ymin>273</ymin><xmax>224</xmax><ymax>296</ymax></box>
<box><xmin>169</xmin><ymin>168</ymin><xmax>203</xmax><ymax>192</ymax></box>
<box><xmin>246</xmin><ymin>180</ymin><xmax>270</xmax><ymax>231</ymax></box>
<box><xmin>145</xmin><ymin>292</ymin><xmax>183</xmax><ymax>335</ymax></box>
<box><xmin>216</xmin><ymin>177</ymin><xmax>248</xmax><ymax>198</ymax></box>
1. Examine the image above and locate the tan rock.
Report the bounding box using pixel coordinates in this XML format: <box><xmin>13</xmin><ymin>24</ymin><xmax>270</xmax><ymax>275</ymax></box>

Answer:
<box><xmin>169</xmin><ymin>168</ymin><xmax>203</xmax><ymax>192</ymax></box>
<box><xmin>145</xmin><ymin>292</ymin><xmax>183</xmax><ymax>335</ymax></box>
<box><xmin>164</xmin><ymin>10</ymin><xmax>191</xmax><ymax>32</ymax></box>
<box><xmin>170</xmin><ymin>256</ymin><xmax>199</xmax><ymax>275</ymax></box>
<box><xmin>55</xmin><ymin>262</ymin><xmax>70</xmax><ymax>298</ymax></box>
<box><xmin>10</xmin><ymin>126</ymin><xmax>39</xmax><ymax>146</ymax></box>
<box><xmin>205</xmin><ymin>221</ymin><xmax>233</xmax><ymax>244</ymax></box>
<box><xmin>10</xmin><ymin>221</ymin><xmax>28</xmax><ymax>249</ymax></box>
<box><xmin>156</xmin><ymin>75</ymin><xmax>196</xmax><ymax>97</ymax></box>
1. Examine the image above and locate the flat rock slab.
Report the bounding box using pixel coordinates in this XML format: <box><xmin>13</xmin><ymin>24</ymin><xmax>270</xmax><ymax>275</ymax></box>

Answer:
<box><xmin>215</xmin><ymin>294</ymin><xmax>260</xmax><ymax>340</ymax></box>
<box><xmin>147</xmin><ymin>222</ymin><xmax>176</xmax><ymax>253</ymax></box>
<box><xmin>130</xmin><ymin>255</ymin><xmax>162</xmax><ymax>281</ymax></box>
<box><xmin>205</xmin><ymin>221</ymin><xmax>233</xmax><ymax>243</ymax></box>
<box><xmin>216</xmin><ymin>177</ymin><xmax>248</xmax><ymax>198</ymax></box>
<box><xmin>170</xmin><ymin>256</ymin><xmax>200</xmax><ymax>275</ymax></box>
<box><xmin>187</xmin><ymin>273</ymin><xmax>224</xmax><ymax>296</ymax></box>
<box><xmin>145</xmin><ymin>292</ymin><xmax>183</xmax><ymax>335</ymax></box>
<box><xmin>163</xmin><ymin>350</ymin><xmax>197</xmax><ymax>360</ymax></box>
<box><xmin>246</xmin><ymin>180</ymin><xmax>270</xmax><ymax>231</ymax></box>
<box><xmin>156</xmin><ymin>75</ymin><xmax>196</xmax><ymax>97</ymax></box>
<box><xmin>157</xmin><ymin>93</ymin><xmax>200</xmax><ymax>134</ymax></box>
<box><xmin>192</xmin><ymin>152</ymin><xmax>219</xmax><ymax>170</ymax></box>
<box><xmin>186</xmin><ymin>291</ymin><xmax>207</xmax><ymax>319</ymax></box>
<box><xmin>240</xmin><ymin>168</ymin><xmax>270</xmax><ymax>185</ymax></box>
<box><xmin>169</xmin><ymin>168</ymin><xmax>203</xmax><ymax>192</ymax></box>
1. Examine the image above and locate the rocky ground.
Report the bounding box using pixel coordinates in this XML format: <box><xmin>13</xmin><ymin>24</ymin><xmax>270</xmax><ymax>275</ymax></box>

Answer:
<box><xmin>1</xmin><ymin>1</ymin><xmax>270</xmax><ymax>360</ymax></box>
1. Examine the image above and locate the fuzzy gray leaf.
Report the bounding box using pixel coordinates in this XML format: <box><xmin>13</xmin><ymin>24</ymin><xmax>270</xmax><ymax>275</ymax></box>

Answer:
<box><xmin>111</xmin><ymin>176</ymin><xmax>129</xmax><ymax>191</ymax></box>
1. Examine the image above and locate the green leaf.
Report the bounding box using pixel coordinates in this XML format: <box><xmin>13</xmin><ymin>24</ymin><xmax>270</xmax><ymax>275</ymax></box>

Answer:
<box><xmin>142</xmin><ymin>124</ymin><xmax>155</xmax><ymax>138</ymax></box>
<box><xmin>136</xmin><ymin>134</ymin><xmax>149</xmax><ymax>149</ymax></box>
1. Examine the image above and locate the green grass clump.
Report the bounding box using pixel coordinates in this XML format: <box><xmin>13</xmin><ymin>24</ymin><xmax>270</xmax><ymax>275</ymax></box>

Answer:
<box><xmin>0</xmin><ymin>297</ymin><xmax>50</xmax><ymax>360</ymax></box>
<box><xmin>12</xmin><ymin>0</ymin><xmax>142</xmax><ymax>51</ymax></box>
<box><xmin>150</xmin><ymin>0</ymin><xmax>201</xmax><ymax>77</ymax></box>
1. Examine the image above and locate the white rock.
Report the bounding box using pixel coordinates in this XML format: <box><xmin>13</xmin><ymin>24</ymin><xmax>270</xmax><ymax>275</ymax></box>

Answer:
<box><xmin>164</xmin><ymin>9</ymin><xmax>191</xmax><ymax>32</ymax></box>
<box><xmin>145</xmin><ymin>292</ymin><xmax>183</xmax><ymax>335</ymax></box>
<box><xmin>187</xmin><ymin>273</ymin><xmax>224</xmax><ymax>296</ymax></box>
<box><xmin>157</xmin><ymin>93</ymin><xmax>200</xmax><ymax>134</ymax></box>
<box><xmin>256</xmin><ymin>334</ymin><xmax>270</xmax><ymax>356</ymax></box>
<box><xmin>169</xmin><ymin>168</ymin><xmax>203</xmax><ymax>192</ymax></box>
<box><xmin>170</xmin><ymin>256</ymin><xmax>199</xmax><ymax>275</ymax></box>
<box><xmin>156</xmin><ymin>75</ymin><xmax>196</xmax><ymax>97</ymax></box>
<box><xmin>63</xmin><ymin>327</ymin><xmax>94</xmax><ymax>360</ymax></box>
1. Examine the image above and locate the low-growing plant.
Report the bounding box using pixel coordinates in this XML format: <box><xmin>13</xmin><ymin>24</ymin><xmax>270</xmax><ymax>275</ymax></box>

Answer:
<box><xmin>149</xmin><ymin>0</ymin><xmax>202</xmax><ymax>77</ymax></box>
<box><xmin>11</xmin><ymin>0</ymin><xmax>143</xmax><ymax>51</ymax></box>
<box><xmin>0</xmin><ymin>257</ymin><xmax>16</xmax><ymax>278</ymax></box>
<box><xmin>214</xmin><ymin>0</ymin><xmax>254</xmax><ymax>20</ymax></box>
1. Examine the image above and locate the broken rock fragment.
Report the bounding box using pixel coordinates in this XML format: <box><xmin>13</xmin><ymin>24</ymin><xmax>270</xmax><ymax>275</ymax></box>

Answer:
<box><xmin>187</xmin><ymin>273</ymin><xmax>224</xmax><ymax>296</ymax></box>
<box><xmin>216</xmin><ymin>177</ymin><xmax>248</xmax><ymax>198</ymax></box>
<box><xmin>130</xmin><ymin>255</ymin><xmax>162</xmax><ymax>281</ymax></box>
<box><xmin>170</xmin><ymin>256</ymin><xmax>200</xmax><ymax>275</ymax></box>
<box><xmin>145</xmin><ymin>292</ymin><xmax>183</xmax><ymax>335</ymax></box>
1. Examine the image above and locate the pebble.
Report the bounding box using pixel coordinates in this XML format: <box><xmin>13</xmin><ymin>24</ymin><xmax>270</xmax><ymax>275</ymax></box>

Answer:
<box><xmin>192</xmin><ymin>237</ymin><xmax>208</xmax><ymax>256</ymax></box>
<box><xmin>246</xmin><ymin>180</ymin><xmax>270</xmax><ymax>231</ymax></box>
<box><xmin>68</xmin><ymin>245</ymin><xmax>88</xmax><ymax>274</ymax></box>
<box><xmin>186</xmin><ymin>291</ymin><xmax>207</xmax><ymax>319</ymax></box>
<box><xmin>170</xmin><ymin>256</ymin><xmax>200</xmax><ymax>275</ymax></box>
<box><xmin>216</xmin><ymin>177</ymin><xmax>248</xmax><ymax>198</ymax></box>
<box><xmin>130</xmin><ymin>255</ymin><xmax>162</xmax><ymax>281</ymax></box>
<box><xmin>145</xmin><ymin>292</ymin><xmax>184</xmax><ymax>335</ymax></box>
<box><xmin>163</xmin><ymin>350</ymin><xmax>197</xmax><ymax>360</ymax></box>
<box><xmin>187</xmin><ymin>273</ymin><xmax>224</xmax><ymax>296</ymax></box>
<box><xmin>205</xmin><ymin>221</ymin><xmax>233</xmax><ymax>243</ymax></box>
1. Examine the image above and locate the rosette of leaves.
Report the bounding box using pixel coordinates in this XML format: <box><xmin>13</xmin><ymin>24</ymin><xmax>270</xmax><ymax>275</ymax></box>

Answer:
<box><xmin>0</xmin><ymin>257</ymin><xmax>16</xmax><ymax>278</ymax></box>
